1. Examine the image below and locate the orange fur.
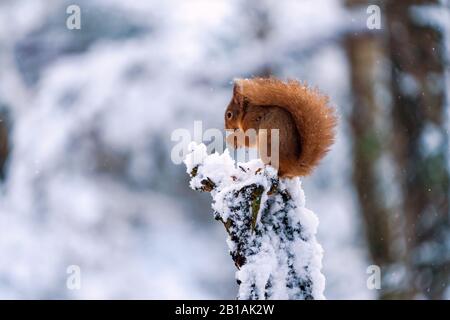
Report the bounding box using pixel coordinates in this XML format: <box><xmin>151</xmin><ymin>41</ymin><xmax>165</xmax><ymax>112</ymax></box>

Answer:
<box><xmin>232</xmin><ymin>77</ymin><xmax>337</xmax><ymax>176</ymax></box>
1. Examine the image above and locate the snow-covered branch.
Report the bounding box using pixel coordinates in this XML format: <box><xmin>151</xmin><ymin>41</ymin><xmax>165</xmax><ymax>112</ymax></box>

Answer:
<box><xmin>184</xmin><ymin>143</ymin><xmax>325</xmax><ymax>300</ymax></box>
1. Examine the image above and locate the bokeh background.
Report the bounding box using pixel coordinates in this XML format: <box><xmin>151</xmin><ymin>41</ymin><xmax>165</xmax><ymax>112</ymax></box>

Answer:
<box><xmin>0</xmin><ymin>0</ymin><xmax>449</xmax><ymax>299</ymax></box>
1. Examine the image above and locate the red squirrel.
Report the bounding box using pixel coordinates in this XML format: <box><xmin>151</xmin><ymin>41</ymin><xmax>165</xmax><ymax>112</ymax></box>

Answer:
<box><xmin>225</xmin><ymin>77</ymin><xmax>337</xmax><ymax>178</ymax></box>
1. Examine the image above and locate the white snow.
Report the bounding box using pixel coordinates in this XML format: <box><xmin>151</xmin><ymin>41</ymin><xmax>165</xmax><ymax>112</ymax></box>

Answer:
<box><xmin>0</xmin><ymin>0</ymin><xmax>375</xmax><ymax>299</ymax></box>
<box><xmin>184</xmin><ymin>142</ymin><xmax>326</xmax><ymax>300</ymax></box>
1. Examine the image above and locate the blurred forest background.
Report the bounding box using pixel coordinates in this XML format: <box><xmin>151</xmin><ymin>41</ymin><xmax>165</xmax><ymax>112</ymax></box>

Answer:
<box><xmin>0</xmin><ymin>0</ymin><xmax>448</xmax><ymax>299</ymax></box>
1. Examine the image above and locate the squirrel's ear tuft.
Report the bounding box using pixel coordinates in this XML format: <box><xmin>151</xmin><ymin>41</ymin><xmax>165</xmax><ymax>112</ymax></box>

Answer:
<box><xmin>232</xmin><ymin>84</ymin><xmax>239</xmax><ymax>104</ymax></box>
<box><xmin>232</xmin><ymin>79</ymin><xmax>245</xmax><ymax>108</ymax></box>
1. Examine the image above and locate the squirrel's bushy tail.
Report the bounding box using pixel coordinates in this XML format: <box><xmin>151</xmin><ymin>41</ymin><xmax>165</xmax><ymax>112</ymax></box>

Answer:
<box><xmin>234</xmin><ymin>77</ymin><xmax>337</xmax><ymax>176</ymax></box>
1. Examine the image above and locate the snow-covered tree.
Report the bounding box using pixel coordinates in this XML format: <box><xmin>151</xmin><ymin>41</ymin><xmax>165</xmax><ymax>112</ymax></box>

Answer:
<box><xmin>185</xmin><ymin>143</ymin><xmax>325</xmax><ymax>299</ymax></box>
<box><xmin>0</xmin><ymin>0</ymin><xmax>372</xmax><ymax>299</ymax></box>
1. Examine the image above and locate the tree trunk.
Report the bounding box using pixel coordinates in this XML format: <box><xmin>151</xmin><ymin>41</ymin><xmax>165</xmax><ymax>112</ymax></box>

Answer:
<box><xmin>184</xmin><ymin>143</ymin><xmax>325</xmax><ymax>299</ymax></box>
<box><xmin>0</xmin><ymin>108</ymin><xmax>9</xmax><ymax>180</ymax></box>
<box><xmin>386</xmin><ymin>0</ymin><xmax>450</xmax><ymax>299</ymax></box>
<box><xmin>344</xmin><ymin>0</ymin><xmax>407</xmax><ymax>299</ymax></box>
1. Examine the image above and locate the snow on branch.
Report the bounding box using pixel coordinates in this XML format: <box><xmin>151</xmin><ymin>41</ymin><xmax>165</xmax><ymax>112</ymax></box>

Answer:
<box><xmin>184</xmin><ymin>142</ymin><xmax>325</xmax><ymax>300</ymax></box>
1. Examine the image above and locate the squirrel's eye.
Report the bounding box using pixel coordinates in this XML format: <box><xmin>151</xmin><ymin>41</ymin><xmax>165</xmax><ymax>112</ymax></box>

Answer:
<box><xmin>226</xmin><ymin>111</ymin><xmax>233</xmax><ymax>119</ymax></box>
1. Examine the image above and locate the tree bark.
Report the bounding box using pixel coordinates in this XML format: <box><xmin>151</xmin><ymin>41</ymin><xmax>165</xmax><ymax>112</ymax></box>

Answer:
<box><xmin>185</xmin><ymin>143</ymin><xmax>325</xmax><ymax>299</ymax></box>
<box><xmin>386</xmin><ymin>0</ymin><xmax>450</xmax><ymax>299</ymax></box>
<box><xmin>344</xmin><ymin>0</ymin><xmax>407</xmax><ymax>298</ymax></box>
<box><xmin>0</xmin><ymin>108</ymin><xmax>9</xmax><ymax>180</ymax></box>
